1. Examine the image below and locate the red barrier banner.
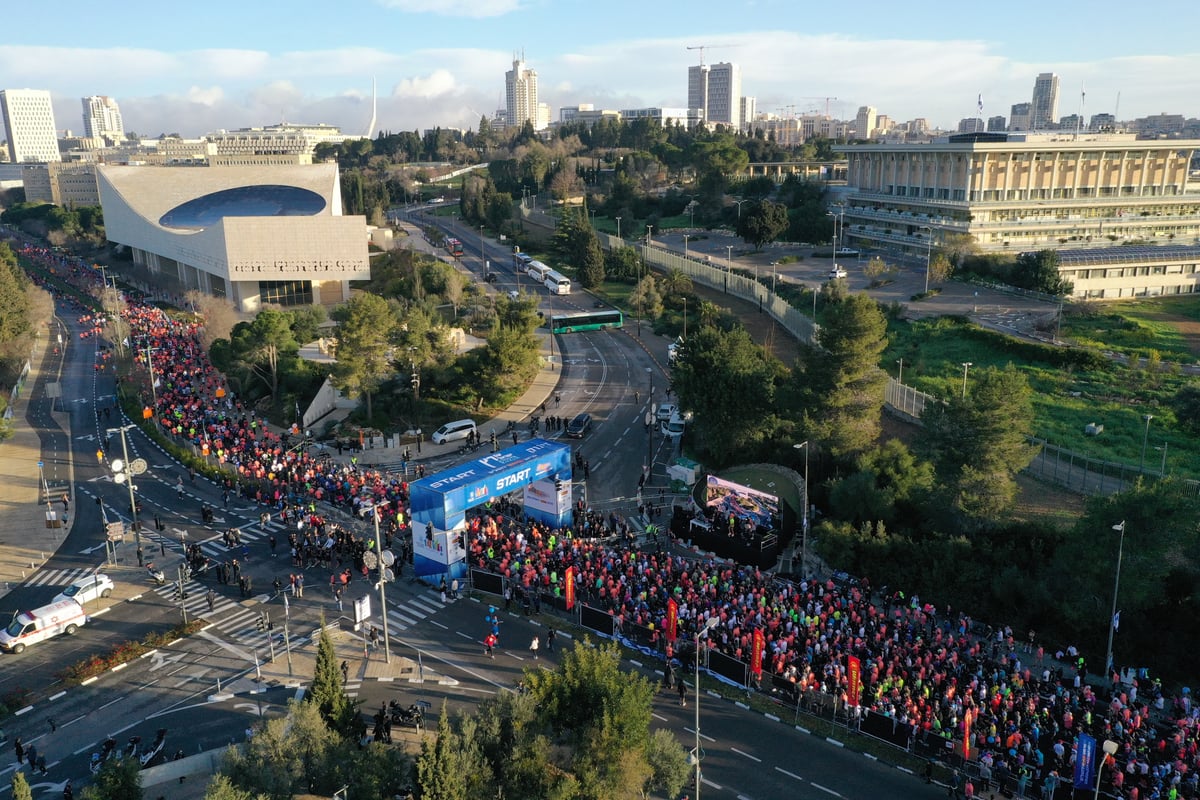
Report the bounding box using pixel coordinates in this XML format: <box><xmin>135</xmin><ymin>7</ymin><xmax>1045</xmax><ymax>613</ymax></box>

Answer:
<box><xmin>847</xmin><ymin>655</ymin><xmax>861</xmax><ymax>707</ymax></box>
<box><xmin>751</xmin><ymin>628</ymin><xmax>765</xmax><ymax>676</ymax></box>
<box><xmin>666</xmin><ymin>598</ymin><xmax>678</xmax><ymax>644</ymax></box>
<box><xmin>564</xmin><ymin>566</ymin><xmax>575</xmax><ymax>610</ymax></box>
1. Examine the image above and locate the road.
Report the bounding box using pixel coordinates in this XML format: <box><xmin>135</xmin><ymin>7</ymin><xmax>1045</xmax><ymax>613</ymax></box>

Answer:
<box><xmin>0</xmin><ymin>220</ymin><xmax>936</xmax><ymax>799</ymax></box>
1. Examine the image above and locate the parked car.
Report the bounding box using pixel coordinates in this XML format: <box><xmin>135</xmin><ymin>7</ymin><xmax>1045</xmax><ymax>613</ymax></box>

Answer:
<box><xmin>483</xmin><ymin>272</ymin><xmax>498</xmax><ymax>283</ymax></box>
<box><xmin>829</xmin><ymin>267</ymin><xmax>848</xmax><ymax>279</ymax></box>
<box><xmin>566</xmin><ymin>413</ymin><xmax>593</xmax><ymax>438</ymax></box>
<box><xmin>54</xmin><ymin>573</ymin><xmax>114</xmax><ymax>606</ymax></box>
<box><xmin>656</xmin><ymin>403</ymin><xmax>677</xmax><ymax>424</ymax></box>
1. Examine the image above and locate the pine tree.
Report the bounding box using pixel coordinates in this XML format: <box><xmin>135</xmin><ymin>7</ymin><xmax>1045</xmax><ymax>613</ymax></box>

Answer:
<box><xmin>306</xmin><ymin>623</ymin><xmax>358</xmax><ymax>737</ymax></box>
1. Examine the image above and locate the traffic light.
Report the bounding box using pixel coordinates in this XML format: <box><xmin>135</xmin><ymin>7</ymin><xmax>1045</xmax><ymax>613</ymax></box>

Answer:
<box><xmin>554</xmin><ymin>479</ymin><xmax>563</xmax><ymax>491</ymax></box>
<box><xmin>256</xmin><ymin>613</ymin><xmax>267</xmax><ymax>631</ymax></box>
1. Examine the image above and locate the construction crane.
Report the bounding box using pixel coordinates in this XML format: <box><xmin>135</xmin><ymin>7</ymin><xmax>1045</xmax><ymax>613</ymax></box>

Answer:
<box><xmin>800</xmin><ymin>96</ymin><xmax>839</xmax><ymax>117</ymax></box>
<box><xmin>687</xmin><ymin>43</ymin><xmax>738</xmax><ymax>67</ymax></box>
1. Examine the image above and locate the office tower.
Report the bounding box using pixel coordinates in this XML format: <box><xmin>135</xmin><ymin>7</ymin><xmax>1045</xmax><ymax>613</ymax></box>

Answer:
<box><xmin>740</xmin><ymin>96</ymin><xmax>756</xmax><ymax>132</ymax></box>
<box><xmin>82</xmin><ymin>95</ymin><xmax>124</xmax><ymax>141</ymax></box>
<box><xmin>1009</xmin><ymin>102</ymin><xmax>1033</xmax><ymax>131</ymax></box>
<box><xmin>987</xmin><ymin>115</ymin><xmax>1007</xmax><ymax>132</ymax></box>
<box><xmin>855</xmin><ymin>106</ymin><xmax>878</xmax><ymax>140</ymax></box>
<box><xmin>688</xmin><ymin>62</ymin><xmax>741</xmax><ymax>128</ymax></box>
<box><xmin>505</xmin><ymin>54</ymin><xmax>539</xmax><ymax>130</ymax></box>
<box><xmin>0</xmin><ymin>88</ymin><xmax>61</xmax><ymax>163</ymax></box>
<box><xmin>1031</xmin><ymin>72</ymin><xmax>1060</xmax><ymax>130</ymax></box>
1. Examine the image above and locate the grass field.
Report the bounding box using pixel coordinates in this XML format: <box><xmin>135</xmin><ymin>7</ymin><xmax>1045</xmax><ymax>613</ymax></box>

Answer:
<box><xmin>886</xmin><ymin>316</ymin><xmax>1198</xmax><ymax>479</ymax></box>
<box><xmin>1059</xmin><ymin>296</ymin><xmax>1200</xmax><ymax>363</ymax></box>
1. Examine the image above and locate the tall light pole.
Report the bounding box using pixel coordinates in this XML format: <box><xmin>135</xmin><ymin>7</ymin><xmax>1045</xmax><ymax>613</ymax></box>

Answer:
<box><xmin>646</xmin><ymin>224</ymin><xmax>654</xmax><ymax>245</ymax></box>
<box><xmin>615</xmin><ymin>216</ymin><xmax>622</xmax><ymax>240</ymax></box>
<box><xmin>920</xmin><ymin>224</ymin><xmax>934</xmax><ymax>294</ymax></box>
<box><xmin>683</xmin><ymin>234</ymin><xmax>690</xmax><ymax>259</ymax></box>
<box><xmin>725</xmin><ymin>245</ymin><xmax>733</xmax><ymax>294</ymax></box>
<box><xmin>692</xmin><ymin>616</ymin><xmax>719</xmax><ymax>800</ymax></box>
<box><xmin>143</xmin><ymin>345</ymin><xmax>158</xmax><ymax>405</ymax></box>
<box><xmin>1094</xmin><ymin>740</ymin><xmax>1120</xmax><ymax>800</ymax></box>
<box><xmin>732</xmin><ymin>198</ymin><xmax>750</xmax><ymax>219</ymax></box>
<box><xmin>828</xmin><ymin>205</ymin><xmax>845</xmax><ymax>269</ymax></box>
<box><xmin>368</xmin><ymin>501</ymin><xmax>393</xmax><ymax>663</ymax></box>
<box><xmin>1139</xmin><ymin>414</ymin><xmax>1154</xmax><ymax>473</ymax></box>
<box><xmin>1105</xmin><ymin>521</ymin><xmax>1126</xmax><ymax>675</ymax></box>
<box><xmin>108</xmin><ymin>424</ymin><xmax>143</xmax><ymax>550</ymax></box>
<box><xmin>479</xmin><ymin>225</ymin><xmax>485</xmax><ymax>267</ymax></box>
<box><xmin>793</xmin><ymin>442</ymin><xmax>810</xmax><ymax>577</ymax></box>
<box><xmin>1156</xmin><ymin>442</ymin><xmax>1169</xmax><ymax>476</ymax></box>
<box><xmin>896</xmin><ymin>358</ymin><xmax>904</xmax><ymax>384</ymax></box>
<box><xmin>960</xmin><ymin>362</ymin><xmax>973</xmax><ymax>400</ymax></box>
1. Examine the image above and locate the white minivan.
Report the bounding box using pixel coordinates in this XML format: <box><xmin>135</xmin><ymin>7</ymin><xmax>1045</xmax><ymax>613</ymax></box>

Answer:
<box><xmin>432</xmin><ymin>418</ymin><xmax>477</xmax><ymax>445</ymax></box>
<box><xmin>0</xmin><ymin>599</ymin><xmax>88</xmax><ymax>654</ymax></box>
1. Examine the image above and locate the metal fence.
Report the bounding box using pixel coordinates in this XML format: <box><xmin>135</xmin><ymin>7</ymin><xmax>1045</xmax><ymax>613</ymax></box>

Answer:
<box><xmin>883</xmin><ymin>378</ymin><xmax>941</xmax><ymax>423</ymax></box>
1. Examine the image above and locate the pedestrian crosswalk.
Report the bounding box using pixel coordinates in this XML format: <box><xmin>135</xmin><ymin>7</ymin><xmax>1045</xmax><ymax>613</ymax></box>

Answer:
<box><xmin>386</xmin><ymin>592</ymin><xmax>456</xmax><ymax>632</ymax></box>
<box><xmin>147</xmin><ymin>580</ymin><xmax>272</xmax><ymax>650</ymax></box>
<box><xmin>22</xmin><ymin>566</ymin><xmax>102</xmax><ymax>588</ymax></box>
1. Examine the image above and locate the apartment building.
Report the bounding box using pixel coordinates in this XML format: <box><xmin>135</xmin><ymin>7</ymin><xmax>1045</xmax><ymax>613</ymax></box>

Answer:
<box><xmin>0</xmin><ymin>89</ymin><xmax>61</xmax><ymax>163</ymax></box>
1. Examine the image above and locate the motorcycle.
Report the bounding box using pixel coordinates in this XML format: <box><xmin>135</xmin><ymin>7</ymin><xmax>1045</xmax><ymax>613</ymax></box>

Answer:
<box><xmin>123</xmin><ymin>735</ymin><xmax>141</xmax><ymax>759</ymax></box>
<box><xmin>146</xmin><ymin>564</ymin><xmax>166</xmax><ymax>586</ymax></box>
<box><xmin>139</xmin><ymin>729</ymin><xmax>167</xmax><ymax>768</ymax></box>
<box><xmin>89</xmin><ymin>738</ymin><xmax>117</xmax><ymax>774</ymax></box>
<box><xmin>388</xmin><ymin>700</ymin><xmax>424</xmax><ymax>730</ymax></box>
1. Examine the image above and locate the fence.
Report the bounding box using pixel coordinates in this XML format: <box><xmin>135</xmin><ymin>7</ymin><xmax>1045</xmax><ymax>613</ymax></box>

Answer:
<box><xmin>883</xmin><ymin>377</ymin><xmax>941</xmax><ymax>423</ymax></box>
<box><xmin>3</xmin><ymin>358</ymin><xmax>32</xmax><ymax>421</ymax></box>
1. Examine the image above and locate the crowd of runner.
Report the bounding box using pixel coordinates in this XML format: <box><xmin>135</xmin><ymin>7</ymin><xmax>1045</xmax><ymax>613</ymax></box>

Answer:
<box><xmin>11</xmin><ymin>234</ymin><xmax>1200</xmax><ymax>799</ymax></box>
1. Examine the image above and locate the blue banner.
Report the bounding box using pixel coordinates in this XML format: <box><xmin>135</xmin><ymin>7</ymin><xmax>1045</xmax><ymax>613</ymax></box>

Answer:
<box><xmin>408</xmin><ymin>438</ymin><xmax>572</xmax><ymax>530</ymax></box>
<box><xmin>1074</xmin><ymin>732</ymin><xmax>1097</xmax><ymax>789</ymax></box>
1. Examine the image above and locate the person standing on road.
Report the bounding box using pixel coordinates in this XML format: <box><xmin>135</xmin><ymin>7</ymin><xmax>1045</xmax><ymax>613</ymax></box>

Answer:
<box><xmin>206</xmin><ymin>589</ymin><xmax>216</xmax><ymax>612</ymax></box>
<box><xmin>14</xmin><ymin>736</ymin><xmax>24</xmax><ymax>764</ymax></box>
<box><xmin>484</xmin><ymin>632</ymin><xmax>497</xmax><ymax>658</ymax></box>
<box><xmin>546</xmin><ymin>628</ymin><xmax>556</xmax><ymax>652</ymax></box>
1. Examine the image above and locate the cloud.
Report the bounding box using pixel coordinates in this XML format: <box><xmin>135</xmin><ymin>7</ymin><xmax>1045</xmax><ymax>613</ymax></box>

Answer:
<box><xmin>186</xmin><ymin>86</ymin><xmax>225</xmax><ymax>106</ymax></box>
<box><xmin>392</xmin><ymin>69</ymin><xmax>459</xmax><ymax>99</ymax></box>
<box><xmin>374</xmin><ymin>0</ymin><xmax>522</xmax><ymax>18</ymax></box>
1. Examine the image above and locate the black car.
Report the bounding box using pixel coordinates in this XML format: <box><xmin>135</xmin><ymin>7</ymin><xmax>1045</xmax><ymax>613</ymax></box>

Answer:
<box><xmin>566</xmin><ymin>413</ymin><xmax>593</xmax><ymax>438</ymax></box>
<box><xmin>483</xmin><ymin>272</ymin><xmax>498</xmax><ymax>283</ymax></box>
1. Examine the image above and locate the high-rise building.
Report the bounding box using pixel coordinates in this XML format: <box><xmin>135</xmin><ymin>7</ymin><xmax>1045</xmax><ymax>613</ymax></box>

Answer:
<box><xmin>1031</xmin><ymin>72</ymin><xmax>1060</xmax><ymax>130</ymax></box>
<box><xmin>854</xmin><ymin>106</ymin><xmax>878</xmax><ymax>140</ymax></box>
<box><xmin>986</xmin><ymin>115</ymin><xmax>1007</xmax><ymax>132</ymax></box>
<box><xmin>957</xmin><ymin>118</ymin><xmax>985</xmax><ymax>133</ymax></box>
<box><xmin>1009</xmin><ymin>103</ymin><xmax>1033</xmax><ymax>131</ymax></box>
<box><xmin>0</xmin><ymin>88</ymin><xmax>61</xmax><ymax>163</ymax></box>
<box><xmin>82</xmin><ymin>95</ymin><xmax>124</xmax><ymax>141</ymax></box>
<box><xmin>688</xmin><ymin>62</ymin><xmax>741</xmax><ymax>128</ymax></box>
<box><xmin>1090</xmin><ymin>113</ymin><xmax>1117</xmax><ymax>131</ymax></box>
<box><xmin>739</xmin><ymin>96</ymin><xmax>756</xmax><ymax>132</ymax></box>
<box><xmin>505</xmin><ymin>54</ymin><xmax>540</xmax><ymax>130</ymax></box>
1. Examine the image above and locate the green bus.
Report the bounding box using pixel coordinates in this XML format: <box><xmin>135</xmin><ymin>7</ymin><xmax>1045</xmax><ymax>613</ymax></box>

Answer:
<box><xmin>549</xmin><ymin>310</ymin><xmax>624</xmax><ymax>333</ymax></box>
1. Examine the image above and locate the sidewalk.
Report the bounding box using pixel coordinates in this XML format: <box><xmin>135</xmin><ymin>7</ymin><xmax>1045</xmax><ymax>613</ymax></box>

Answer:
<box><xmin>0</xmin><ymin>330</ymin><xmax>78</xmax><ymax>600</ymax></box>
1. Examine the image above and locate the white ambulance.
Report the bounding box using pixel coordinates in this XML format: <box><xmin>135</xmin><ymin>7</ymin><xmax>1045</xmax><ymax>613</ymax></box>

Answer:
<box><xmin>0</xmin><ymin>599</ymin><xmax>88</xmax><ymax>654</ymax></box>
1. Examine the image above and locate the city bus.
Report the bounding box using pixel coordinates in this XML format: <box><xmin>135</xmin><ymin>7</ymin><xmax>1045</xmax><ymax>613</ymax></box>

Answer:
<box><xmin>543</xmin><ymin>269</ymin><xmax>571</xmax><ymax>295</ymax></box>
<box><xmin>445</xmin><ymin>238</ymin><xmax>464</xmax><ymax>257</ymax></box>
<box><xmin>549</xmin><ymin>310</ymin><xmax>623</xmax><ymax>333</ymax></box>
<box><xmin>526</xmin><ymin>260</ymin><xmax>552</xmax><ymax>282</ymax></box>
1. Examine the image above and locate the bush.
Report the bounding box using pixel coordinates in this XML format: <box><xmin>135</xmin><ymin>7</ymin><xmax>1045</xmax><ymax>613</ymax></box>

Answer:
<box><xmin>56</xmin><ymin>620</ymin><xmax>206</xmax><ymax>685</ymax></box>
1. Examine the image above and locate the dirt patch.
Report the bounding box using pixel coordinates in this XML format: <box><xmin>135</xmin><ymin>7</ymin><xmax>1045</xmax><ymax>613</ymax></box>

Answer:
<box><xmin>1156</xmin><ymin>314</ymin><xmax>1200</xmax><ymax>357</ymax></box>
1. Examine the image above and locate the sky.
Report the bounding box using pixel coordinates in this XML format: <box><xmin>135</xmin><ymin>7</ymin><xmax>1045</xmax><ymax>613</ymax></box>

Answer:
<box><xmin>3</xmin><ymin>0</ymin><xmax>1198</xmax><ymax>139</ymax></box>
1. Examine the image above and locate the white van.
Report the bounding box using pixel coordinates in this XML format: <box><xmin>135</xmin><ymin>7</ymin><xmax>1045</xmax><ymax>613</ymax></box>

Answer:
<box><xmin>0</xmin><ymin>599</ymin><xmax>88</xmax><ymax>654</ymax></box>
<box><xmin>661</xmin><ymin>410</ymin><xmax>692</xmax><ymax>438</ymax></box>
<box><xmin>431</xmin><ymin>418</ymin><xmax>477</xmax><ymax>445</ymax></box>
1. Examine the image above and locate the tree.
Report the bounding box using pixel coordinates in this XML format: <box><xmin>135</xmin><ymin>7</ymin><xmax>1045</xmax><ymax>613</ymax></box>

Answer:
<box><xmin>185</xmin><ymin>290</ymin><xmax>239</xmax><ymax>351</ymax></box>
<box><xmin>659</xmin><ymin>267</ymin><xmax>693</xmax><ymax>298</ymax></box>
<box><xmin>331</xmin><ymin>293</ymin><xmax>397</xmax><ymax>420</ymax></box>
<box><xmin>926</xmin><ymin>252</ymin><xmax>954</xmax><ymax>286</ymax></box>
<box><xmin>1171</xmin><ymin>382</ymin><xmax>1200</xmax><ymax>434</ymax></box>
<box><xmin>81</xmin><ymin>755</ymin><xmax>143</xmax><ymax>800</ymax></box>
<box><xmin>628</xmin><ymin>274</ymin><xmax>664</xmax><ymax>322</ymax></box>
<box><xmin>228</xmin><ymin>309</ymin><xmax>299</xmax><ymax>399</ymax></box>
<box><xmin>577</xmin><ymin>235</ymin><xmax>605</xmax><ymax>289</ymax></box>
<box><xmin>0</xmin><ymin>244</ymin><xmax>32</xmax><ymax>346</ymax></box>
<box><xmin>918</xmin><ymin>364</ymin><xmax>1038</xmax><ymax>521</ymax></box>
<box><xmin>939</xmin><ymin>232</ymin><xmax>980</xmax><ymax>266</ymax></box>
<box><xmin>828</xmin><ymin>439</ymin><xmax>935</xmax><ymax>527</ymax></box>
<box><xmin>736</xmin><ymin>200</ymin><xmax>789</xmax><ymax>250</ymax></box>
<box><xmin>863</xmin><ymin>256</ymin><xmax>889</xmax><ymax>282</ymax></box>
<box><xmin>603</xmin><ymin>245</ymin><xmax>641</xmax><ymax>282</ymax></box>
<box><xmin>201</xmin><ymin>775</ymin><xmax>259</xmax><ymax>800</ymax></box>
<box><xmin>415</xmin><ymin>703</ymin><xmax>490</xmax><ymax>800</ymax></box>
<box><xmin>1013</xmin><ymin>249</ymin><xmax>1073</xmax><ymax>296</ymax></box>
<box><xmin>804</xmin><ymin>294</ymin><xmax>890</xmax><ymax>460</ymax></box>
<box><xmin>306</xmin><ymin>624</ymin><xmax>359</xmax><ymax>737</ymax></box>
<box><xmin>10</xmin><ymin>772</ymin><xmax>32</xmax><ymax>800</ymax></box>
<box><xmin>670</xmin><ymin>326</ymin><xmax>786</xmax><ymax>463</ymax></box>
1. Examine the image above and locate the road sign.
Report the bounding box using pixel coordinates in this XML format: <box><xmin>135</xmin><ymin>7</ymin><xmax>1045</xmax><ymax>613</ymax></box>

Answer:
<box><xmin>353</xmin><ymin>595</ymin><xmax>371</xmax><ymax>627</ymax></box>
<box><xmin>37</xmin><ymin>460</ymin><xmax>44</xmax><ymax>468</ymax></box>
<box><xmin>106</xmin><ymin>521</ymin><xmax>125</xmax><ymax>541</ymax></box>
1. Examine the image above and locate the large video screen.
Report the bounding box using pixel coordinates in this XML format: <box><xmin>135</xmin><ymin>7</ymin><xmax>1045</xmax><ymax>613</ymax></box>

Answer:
<box><xmin>705</xmin><ymin>475</ymin><xmax>779</xmax><ymax>527</ymax></box>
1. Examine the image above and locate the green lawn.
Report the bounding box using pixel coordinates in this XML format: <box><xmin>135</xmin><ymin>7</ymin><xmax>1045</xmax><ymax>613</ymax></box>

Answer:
<box><xmin>885</xmin><ymin>317</ymin><xmax>1197</xmax><ymax>479</ymax></box>
<box><xmin>1059</xmin><ymin>296</ymin><xmax>1200</xmax><ymax>363</ymax></box>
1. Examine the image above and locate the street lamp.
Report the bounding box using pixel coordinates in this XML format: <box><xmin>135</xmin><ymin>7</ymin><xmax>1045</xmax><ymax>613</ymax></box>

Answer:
<box><xmin>107</xmin><ymin>425</ymin><xmax>144</xmax><ymax>550</ymax></box>
<box><xmin>615</xmin><ymin>216</ymin><xmax>622</xmax><ymax>240</ymax></box>
<box><xmin>725</xmin><ymin>245</ymin><xmax>733</xmax><ymax>293</ymax></box>
<box><xmin>920</xmin><ymin>225</ymin><xmax>934</xmax><ymax>294</ymax></box>
<box><xmin>367</xmin><ymin>500</ymin><xmax>395</xmax><ymax>664</ymax></box>
<box><xmin>1094</xmin><ymin>739</ymin><xmax>1120</xmax><ymax>800</ymax></box>
<box><xmin>1155</xmin><ymin>442</ymin><xmax>1169</xmax><ymax>476</ymax></box>
<box><xmin>1139</xmin><ymin>414</ymin><xmax>1154</xmax><ymax>473</ymax></box>
<box><xmin>960</xmin><ymin>362</ymin><xmax>973</xmax><ymax>400</ymax></box>
<box><xmin>792</xmin><ymin>442</ymin><xmax>810</xmax><ymax>577</ymax></box>
<box><xmin>896</xmin><ymin>358</ymin><xmax>904</xmax><ymax>384</ymax></box>
<box><xmin>1104</xmin><ymin>521</ymin><xmax>1126</xmax><ymax>675</ymax></box>
<box><xmin>479</xmin><ymin>225</ymin><xmax>485</xmax><ymax>267</ymax></box>
<box><xmin>646</xmin><ymin>224</ymin><xmax>654</xmax><ymax>245</ymax></box>
<box><xmin>692</xmin><ymin>616</ymin><xmax>720</xmax><ymax>800</ymax></box>
<box><xmin>683</xmin><ymin>234</ymin><xmax>690</xmax><ymax>259</ymax></box>
<box><xmin>828</xmin><ymin>205</ymin><xmax>845</xmax><ymax>269</ymax></box>
<box><xmin>732</xmin><ymin>198</ymin><xmax>750</xmax><ymax>219</ymax></box>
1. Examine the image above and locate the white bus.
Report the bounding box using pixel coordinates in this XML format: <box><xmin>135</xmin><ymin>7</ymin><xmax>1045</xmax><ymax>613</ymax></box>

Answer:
<box><xmin>526</xmin><ymin>260</ymin><xmax>552</xmax><ymax>282</ymax></box>
<box><xmin>544</xmin><ymin>269</ymin><xmax>571</xmax><ymax>295</ymax></box>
